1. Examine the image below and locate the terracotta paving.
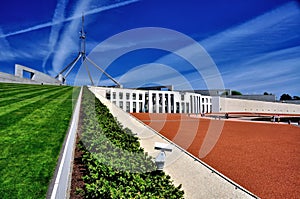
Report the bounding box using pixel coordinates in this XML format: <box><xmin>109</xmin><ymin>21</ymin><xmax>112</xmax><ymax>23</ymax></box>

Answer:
<box><xmin>131</xmin><ymin>113</ymin><xmax>300</xmax><ymax>199</ymax></box>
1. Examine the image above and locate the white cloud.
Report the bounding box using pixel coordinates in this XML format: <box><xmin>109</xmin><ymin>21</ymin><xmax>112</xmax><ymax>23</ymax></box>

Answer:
<box><xmin>0</xmin><ymin>0</ymin><xmax>140</xmax><ymax>39</ymax></box>
<box><xmin>51</xmin><ymin>0</ymin><xmax>92</xmax><ymax>73</ymax></box>
<box><xmin>42</xmin><ymin>0</ymin><xmax>69</xmax><ymax>72</ymax></box>
<box><xmin>0</xmin><ymin>28</ymin><xmax>48</xmax><ymax>62</ymax></box>
<box><xmin>0</xmin><ymin>28</ymin><xmax>13</xmax><ymax>60</ymax></box>
<box><xmin>51</xmin><ymin>0</ymin><xmax>141</xmax><ymax>74</ymax></box>
<box><xmin>200</xmin><ymin>1</ymin><xmax>299</xmax><ymax>53</ymax></box>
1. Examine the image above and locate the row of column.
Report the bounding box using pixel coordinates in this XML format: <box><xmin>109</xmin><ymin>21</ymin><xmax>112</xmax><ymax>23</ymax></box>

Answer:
<box><xmin>109</xmin><ymin>90</ymin><xmax>211</xmax><ymax>114</ymax></box>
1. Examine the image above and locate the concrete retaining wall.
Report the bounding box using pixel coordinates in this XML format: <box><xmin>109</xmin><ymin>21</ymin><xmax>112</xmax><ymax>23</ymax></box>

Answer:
<box><xmin>0</xmin><ymin>71</ymin><xmax>41</xmax><ymax>84</ymax></box>
<box><xmin>0</xmin><ymin>64</ymin><xmax>61</xmax><ymax>85</ymax></box>
<box><xmin>227</xmin><ymin>94</ymin><xmax>276</xmax><ymax>102</ymax></box>
<box><xmin>217</xmin><ymin>97</ymin><xmax>300</xmax><ymax>114</ymax></box>
<box><xmin>15</xmin><ymin>64</ymin><xmax>62</xmax><ymax>85</ymax></box>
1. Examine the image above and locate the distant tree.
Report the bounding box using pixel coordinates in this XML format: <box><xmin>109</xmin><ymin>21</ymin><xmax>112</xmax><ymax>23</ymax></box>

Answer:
<box><xmin>231</xmin><ymin>90</ymin><xmax>242</xmax><ymax>95</ymax></box>
<box><xmin>280</xmin><ymin>94</ymin><xmax>292</xmax><ymax>101</ymax></box>
<box><xmin>264</xmin><ymin>92</ymin><xmax>273</xmax><ymax>95</ymax></box>
<box><xmin>221</xmin><ymin>91</ymin><xmax>229</xmax><ymax>95</ymax></box>
<box><xmin>293</xmin><ymin>96</ymin><xmax>300</xmax><ymax>100</ymax></box>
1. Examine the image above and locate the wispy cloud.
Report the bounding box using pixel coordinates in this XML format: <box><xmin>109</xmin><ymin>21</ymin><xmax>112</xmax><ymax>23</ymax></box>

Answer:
<box><xmin>200</xmin><ymin>1</ymin><xmax>300</xmax><ymax>66</ymax></box>
<box><xmin>203</xmin><ymin>1</ymin><xmax>300</xmax><ymax>95</ymax></box>
<box><xmin>0</xmin><ymin>0</ymin><xmax>140</xmax><ymax>39</ymax></box>
<box><xmin>150</xmin><ymin>1</ymin><xmax>300</xmax><ymax>96</ymax></box>
<box><xmin>0</xmin><ymin>22</ymin><xmax>54</xmax><ymax>38</ymax></box>
<box><xmin>0</xmin><ymin>28</ymin><xmax>47</xmax><ymax>62</ymax></box>
<box><xmin>51</xmin><ymin>0</ymin><xmax>91</xmax><ymax>73</ymax></box>
<box><xmin>0</xmin><ymin>28</ymin><xmax>13</xmax><ymax>60</ymax></box>
<box><xmin>51</xmin><ymin>0</ymin><xmax>141</xmax><ymax>73</ymax></box>
<box><xmin>118</xmin><ymin>63</ymin><xmax>197</xmax><ymax>90</ymax></box>
<box><xmin>41</xmin><ymin>0</ymin><xmax>69</xmax><ymax>72</ymax></box>
<box><xmin>222</xmin><ymin>46</ymin><xmax>300</xmax><ymax>94</ymax></box>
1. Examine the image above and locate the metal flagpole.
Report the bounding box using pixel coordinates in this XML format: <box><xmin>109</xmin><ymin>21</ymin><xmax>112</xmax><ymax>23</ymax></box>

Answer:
<box><xmin>55</xmin><ymin>13</ymin><xmax>122</xmax><ymax>87</ymax></box>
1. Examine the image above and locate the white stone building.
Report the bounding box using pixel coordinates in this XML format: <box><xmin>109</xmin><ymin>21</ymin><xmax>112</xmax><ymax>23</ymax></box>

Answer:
<box><xmin>92</xmin><ymin>87</ymin><xmax>212</xmax><ymax>114</ymax></box>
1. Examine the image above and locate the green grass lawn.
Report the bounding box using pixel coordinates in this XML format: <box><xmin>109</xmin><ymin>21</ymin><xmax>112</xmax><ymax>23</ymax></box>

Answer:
<box><xmin>0</xmin><ymin>83</ymin><xmax>79</xmax><ymax>199</ymax></box>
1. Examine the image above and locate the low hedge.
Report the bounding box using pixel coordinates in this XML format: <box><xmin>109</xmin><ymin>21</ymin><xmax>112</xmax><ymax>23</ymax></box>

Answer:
<box><xmin>76</xmin><ymin>87</ymin><xmax>184</xmax><ymax>198</ymax></box>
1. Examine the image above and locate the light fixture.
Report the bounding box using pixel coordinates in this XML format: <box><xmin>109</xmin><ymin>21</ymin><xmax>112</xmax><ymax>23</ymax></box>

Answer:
<box><xmin>154</xmin><ymin>142</ymin><xmax>173</xmax><ymax>170</ymax></box>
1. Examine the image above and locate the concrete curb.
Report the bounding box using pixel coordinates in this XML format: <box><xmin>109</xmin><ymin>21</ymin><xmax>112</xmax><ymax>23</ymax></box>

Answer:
<box><xmin>47</xmin><ymin>87</ymin><xmax>82</xmax><ymax>199</ymax></box>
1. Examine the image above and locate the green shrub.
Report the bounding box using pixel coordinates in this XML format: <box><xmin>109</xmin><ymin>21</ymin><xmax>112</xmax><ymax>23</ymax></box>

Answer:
<box><xmin>77</xmin><ymin>87</ymin><xmax>184</xmax><ymax>198</ymax></box>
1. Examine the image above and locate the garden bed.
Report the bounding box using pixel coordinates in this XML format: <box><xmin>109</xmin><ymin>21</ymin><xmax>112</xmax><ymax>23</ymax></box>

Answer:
<box><xmin>70</xmin><ymin>87</ymin><xmax>184</xmax><ymax>198</ymax></box>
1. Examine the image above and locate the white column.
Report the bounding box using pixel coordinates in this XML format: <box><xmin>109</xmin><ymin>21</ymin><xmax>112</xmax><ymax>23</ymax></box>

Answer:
<box><xmin>148</xmin><ymin>92</ymin><xmax>152</xmax><ymax>113</ymax></box>
<box><xmin>156</xmin><ymin>93</ymin><xmax>159</xmax><ymax>113</ymax></box>
<box><xmin>194</xmin><ymin>96</ymin><xmax>197</xmax><ymax>113</ymax></box>
<box><xmin>198</xmin><ymin>97</ymin><xmax>200</xmax><ymax>114</ymax></box>
<box><xmin>168</xmin><ymin>93</ymin><xmax>171</xmax><ymax>113</ymax></box>
<box><xmin>129</xmin><ymin>96</ymin><xmax>132</xmax><ymax>112</ymax></box>
<box><xmin>162</xmin><ymin>93</ymin><xmax>166</xmax><ymax>113</ymax></box>
<box><xmin>195</xmin><ymin>96</ymin><xmax>198</xmax><ymax>114</ymax></box>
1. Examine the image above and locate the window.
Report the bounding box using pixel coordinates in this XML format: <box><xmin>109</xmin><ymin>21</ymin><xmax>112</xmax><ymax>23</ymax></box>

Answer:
<box><xmin>165</xmin><ymin>94</ymin><xmax>169</xmax><ymax>113</ymax></box>
<box><xmin>133</xmin><ymin>93</ymin><xmax>136</xmax><ymax>100</ymax></box>
<box><xmin>139</xmin><ymin>102</ymin><xmax>143</xmax><ymax>112</ymax></box>
<box><xmin>176</xmin><ymin>102</ymin><xmax>180</xmax><ymax>113</ymax></box>
<box><xmin>133</xmin><ymin>102</ymin><xmax>136</xmax><ymax>112</ymax></box>
<box><xmin>126</xmin><ymin>102</ymin><xmax>130</xmax><ymax>112</ymax></box>
<box><xmin>152</xmin><ymin>94</ymin><xmax>156</xmax><ymax>104</ymax></box>
<box><xmin>159</xmin><ymin>94</ymin><xmax>163</xmax><ymax>112</ymax></box>
<box><xmin>119</xmin><ymin>92</ymin><xmax>123</xmax><ymax>100</ymax></box>
<box><xmin>112</xmin><ymin>92</ymin><xmax>116</xmax><ymax>99</ymax></box>
<box><xmin>106</xmin><ymin>91</ymin><xmax>111</xmax><ymax>100</ymax></box>
<box><xmin>139</xmin><ymin>93</ymin><xmax>143</xmax><ymax>100</ymax></box>
<box><xmin>145</xmin><ymin>93</ymin><xmax>149</xmax><ymax>113</ymax></box>
<box><xmin>181</xmin><ymin>94</ymin><xmax>184</xmax><ymax>101</ymax></box>
<box><xmin>159</xmin><ymin>94</ymin><xmax>162</xmax><ymax>105</ymax></box>
<box><xmin>126</xmin><ymin>93</ymin><xmax>130</xmax><ymax>100</ymax></box>
<box><xmin>23</xmin><ymin>70</ymin><xmax>34</xmax><ymax>79</ymax></box>
<box><xmin>119</xmin><ymin>101</ymin><xmax>123</xmax><ymax>109</ymax></box>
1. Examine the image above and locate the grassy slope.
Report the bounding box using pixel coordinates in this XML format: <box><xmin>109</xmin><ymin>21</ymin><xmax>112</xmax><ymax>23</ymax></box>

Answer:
<box><xmin>0</xmin><ymin>83</ymin><xmax>79</xmax><ymax>199</ymax></box>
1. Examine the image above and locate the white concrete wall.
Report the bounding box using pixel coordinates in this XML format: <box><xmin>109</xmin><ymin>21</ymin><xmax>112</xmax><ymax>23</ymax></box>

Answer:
<box><xmin>0</xmin><ymin>65</ymin><xmax>61</xmax><ymax>85</ymax></box>
<box><xmin>15</xmin><ymin>64</ymin><xmax>61</xmax><ymax>85</ymax></box>
<box><xmin>218</xmin><ymin>97</ymin><xmax>300</xmax><ymax>114</ymax></box>
<box><xmin>212</xmin><ymin>96</ymin><xmax>221</xmax><ymax>113</ymax></box>
<box><xmin>0</xmin><ymin>72</ymin><xmax>40</xmax><ymax>84</ymax></box>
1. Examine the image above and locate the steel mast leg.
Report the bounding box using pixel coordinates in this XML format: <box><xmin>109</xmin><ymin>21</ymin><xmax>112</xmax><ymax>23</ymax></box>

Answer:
<box><xmin>83</xmin><ymin>59</ymin><xmax>94</xmax><ymax>86</ymax></box>
<box><xmin>85</xmin><ymin>57</ymin><xmax>121</xmax><ymax>87</ymax></box>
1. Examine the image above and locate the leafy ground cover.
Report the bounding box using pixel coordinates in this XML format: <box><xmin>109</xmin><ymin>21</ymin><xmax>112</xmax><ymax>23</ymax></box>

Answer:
<box><xmin>72</xmin><ymin>87</ymin><xmax>184</xmax><ymax>198</ymax></box>
<box><xmin>0</xmin><ymin>82</ymin><xmax>79</xmax><ymax>199</ymax></box>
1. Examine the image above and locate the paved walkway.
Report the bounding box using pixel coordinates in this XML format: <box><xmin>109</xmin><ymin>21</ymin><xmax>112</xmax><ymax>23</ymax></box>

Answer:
<box><xmin>90</xmin><ymin>87</ymin><xmax>258</xmax><ymax>199</ymax></box>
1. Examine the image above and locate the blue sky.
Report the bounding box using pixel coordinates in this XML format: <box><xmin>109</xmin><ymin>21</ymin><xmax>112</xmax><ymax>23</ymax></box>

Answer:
<box><xmin>0</xmin><ymin>0</ymin><xmax>299</xmax><ymax>98</ymax></box>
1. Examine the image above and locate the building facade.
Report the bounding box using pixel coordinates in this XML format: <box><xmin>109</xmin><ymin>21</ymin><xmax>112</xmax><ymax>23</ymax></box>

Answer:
<box><xmin>94</xmin><ymin>87</ymin><xmax>212</xmax><ymax>114</ymax></box>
